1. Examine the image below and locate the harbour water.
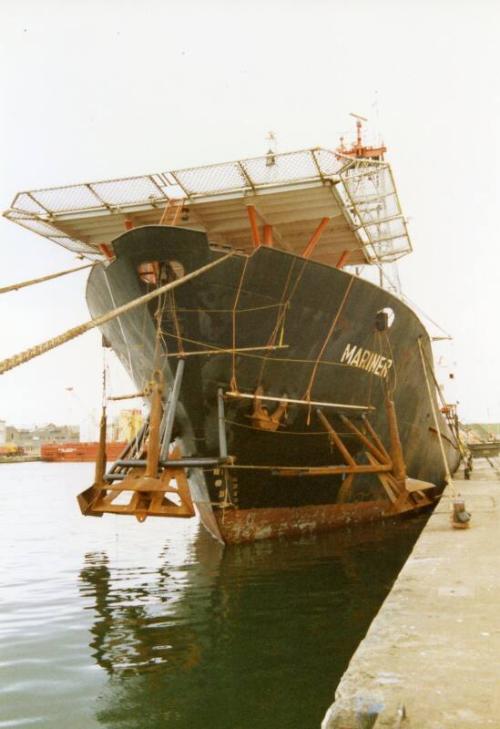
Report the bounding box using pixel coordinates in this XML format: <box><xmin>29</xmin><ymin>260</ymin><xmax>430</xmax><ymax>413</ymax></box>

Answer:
<box><xmin>1</xmin><ymin>463</ymin><xmax>428</xmax><ymax>729</ymax></box>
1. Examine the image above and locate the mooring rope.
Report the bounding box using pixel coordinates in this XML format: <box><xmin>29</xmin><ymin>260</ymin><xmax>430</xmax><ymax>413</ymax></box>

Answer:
<box><xmin>417</xmin><ymin>337</ymin><xmax>457</xmax><ymax>496</ymax></box>
<box><xmin>382</xmin><ymin>329</ymin><xmax>398</xmax><ymax>395</ymax></box>
<box><xmin>418</xmin><ymin>342</ymin><xmax>464</xmax><ymax>454</ymax></box>
<box><xmin>257</xmin><ymin>256</ymin><xmax>310</xmax><ymax>385</ymax></box>
<box><xmin>168</xmin><ymin>288</ymin><xmax>185</xmax><ymax>357</ymax></box>
<box><xmin>161</xmin><ymin>302</ymin><xmax>283</xmax><ymax>314</ymax></box>
<box><xmin>159</xmin><ymin>325</ymin><xmax>379</xmax><ymax>368</ymax></box>
<box><xmin>0</xmin><ymin>262</ymin><xmax>94</xmax><ymax>295</ymax></box>
<box><xmin>0</xmin><ymin>252</ymin><xmax>234</xmax><ymax>376</ymax></box>
<box><xmin>303</xmin><ymin>277</ymin><xmax>355</xmax><ymax>406</ymax></box>
<box><xmin>230</xmin><ymin>257</ymin><xmax>250</xmax><ymax>392</ymax></box>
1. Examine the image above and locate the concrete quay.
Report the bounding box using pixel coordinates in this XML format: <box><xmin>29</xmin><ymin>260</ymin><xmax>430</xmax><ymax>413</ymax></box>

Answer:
<box><xmin>322</xmin><ymin>459</ymin><xmax>500</xmax><ymax>728</ymax></box>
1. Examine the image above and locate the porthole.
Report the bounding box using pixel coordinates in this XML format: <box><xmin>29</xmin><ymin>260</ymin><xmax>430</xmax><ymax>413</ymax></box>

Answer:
<box><xmin>375</xmin><ymin>307</ymin><xmax>395</xmax><ymax>331</ymax></box>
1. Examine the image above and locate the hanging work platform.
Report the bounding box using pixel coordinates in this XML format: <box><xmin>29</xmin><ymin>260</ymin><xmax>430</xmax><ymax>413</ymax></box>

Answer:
<box><xmin>78</xmin><ymin>364</ymin><xmax>229</xmax><ymax>522</ymax></box>
<box><xmin>3</xmin><ymin>147</ymin><xmax>411</xmax><ymax>268</ymax></box>
<box><xmin>78</xmin><ymin>450</ymin><xmax>196</xmax><ymax>521</ymax></box>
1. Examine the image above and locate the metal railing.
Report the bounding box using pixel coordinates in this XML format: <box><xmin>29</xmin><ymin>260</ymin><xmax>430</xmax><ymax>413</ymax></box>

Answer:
<box><xmin>3</xmin><ymin>147</ymin><xmax>412</xmax><ymax>263</ymax></box>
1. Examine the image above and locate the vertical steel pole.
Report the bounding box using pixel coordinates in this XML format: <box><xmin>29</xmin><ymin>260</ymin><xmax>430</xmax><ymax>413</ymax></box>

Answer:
<box><xmin>384</xmin><ymin>394</ymin><xmax>407</xmax><ymax>486</ymax></box>
<box><xmin>217</xmin><ymin>387</ymin><xmax>228</xmax><ymax>459</ymax></box>
<box><xmin>161</xmin><ymin>358</ymin><xmax>185</xmax><ymax>460</ymax></box>
<box><xmin>246</xmin><ymin>205</ymin><xmax>261</xmax><ymax>248</ymax></box>
<box><xmin>145</xmin><ymin>379</ymin><xmax>163</xmax><ymax>478</ymax></box>
<box><xmin>94</xmin><ymin>408</ymin><xmax>107</xmax><ymax>484</ymax></box>
<box><xmin>263</xmin><ymin>225</ymin><xmax>273</xmax><ymax>246</ymax></box>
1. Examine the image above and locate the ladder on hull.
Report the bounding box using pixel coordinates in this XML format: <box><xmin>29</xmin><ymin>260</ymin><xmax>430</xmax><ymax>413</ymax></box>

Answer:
<box><xmin>159</xmin><ymin>198</ymin><xmax>187</xmax><ymax>226</ymax></box>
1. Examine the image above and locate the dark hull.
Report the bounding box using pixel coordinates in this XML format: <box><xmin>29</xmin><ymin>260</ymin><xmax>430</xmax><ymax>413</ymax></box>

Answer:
<box><xmin>87</xmin><ymin>226</ymin><xmax>460</xmax><ymax>543</ymax></box>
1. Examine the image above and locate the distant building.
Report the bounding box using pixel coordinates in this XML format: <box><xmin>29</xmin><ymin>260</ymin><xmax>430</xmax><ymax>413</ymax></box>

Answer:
<box><xmin>464</xmin><ymin>423</ymin><xmax>500</xmax><ymax>443</ymax></box>
<box><xmin>5</xmin><ymin>423</ymin><xmax>80</xmax><ymax>454</ymax></box>
<box><xmin>0</xmin><ymin>420</ymin><xmax>6</xmax><ymax>445</ymax></box>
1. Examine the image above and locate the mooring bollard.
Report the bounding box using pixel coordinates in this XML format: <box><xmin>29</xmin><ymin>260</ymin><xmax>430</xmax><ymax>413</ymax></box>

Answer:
<box><xmin>451</xmin><ymin>498</ymin><xmax>471</xmax><ymax>529</ymax></box>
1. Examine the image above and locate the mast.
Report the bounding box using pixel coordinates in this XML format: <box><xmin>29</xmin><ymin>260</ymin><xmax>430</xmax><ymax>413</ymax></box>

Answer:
<box><xmin>338</xmin><ymin>114</ymin><xmax>404</xmax><ymax>295</ymax></box>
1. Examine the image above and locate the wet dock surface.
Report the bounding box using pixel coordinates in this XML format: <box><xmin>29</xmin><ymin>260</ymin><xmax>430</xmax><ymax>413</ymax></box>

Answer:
<box><xmin>322</xmin><ymin>458</ymin><xmax>500</xmax><ymax>728</ymax></box>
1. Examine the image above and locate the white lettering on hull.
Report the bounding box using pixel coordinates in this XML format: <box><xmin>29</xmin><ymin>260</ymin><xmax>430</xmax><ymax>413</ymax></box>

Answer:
<box><xmin>340</xmin><ymin>343</ymin><xmax>393</xmax><ymax>379</ymax></box>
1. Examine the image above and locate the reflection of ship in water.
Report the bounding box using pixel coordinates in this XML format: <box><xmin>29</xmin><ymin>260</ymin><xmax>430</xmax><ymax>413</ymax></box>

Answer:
<box><xmin>79</xmin><ymin>517</ymin><xmax>428</xmax><ymax>729</ymax></box>
<box><xmin>79</xmin><ymin>533</ymin><xmax>223</xmax><ymax>679</ymax></box>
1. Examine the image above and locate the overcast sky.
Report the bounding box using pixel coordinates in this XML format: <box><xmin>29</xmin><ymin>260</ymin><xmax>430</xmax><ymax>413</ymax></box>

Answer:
<box><xmin>1</xmin><ymin>0</ymin><xmax>499</xmax><ymax>432</ymax></box>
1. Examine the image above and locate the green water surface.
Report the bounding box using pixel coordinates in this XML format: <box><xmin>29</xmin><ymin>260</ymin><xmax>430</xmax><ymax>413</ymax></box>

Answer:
<box><xmin>0</xmin><ymin>463</ymin><xmax>427</xmax><ymax>728</ymax></box>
